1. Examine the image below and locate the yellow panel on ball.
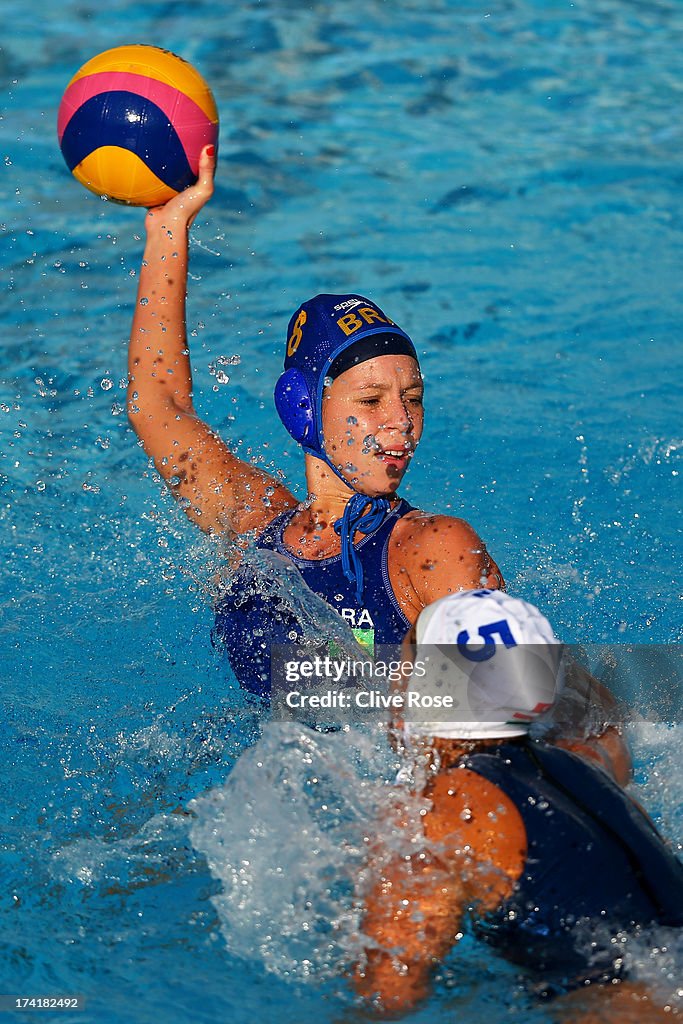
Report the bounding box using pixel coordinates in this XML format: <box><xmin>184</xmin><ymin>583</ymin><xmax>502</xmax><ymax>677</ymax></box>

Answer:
<box><xmin>73</xmin><ymin>146</ymin><xmax>175</xmax><ymax>207</ymax></box>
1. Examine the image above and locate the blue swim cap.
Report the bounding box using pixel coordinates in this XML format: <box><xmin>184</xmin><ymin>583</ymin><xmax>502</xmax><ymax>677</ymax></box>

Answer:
<box><xmin>274</xmin><ymin>293</ymin><xmax>418</xmax><ymax>469</ymax></box>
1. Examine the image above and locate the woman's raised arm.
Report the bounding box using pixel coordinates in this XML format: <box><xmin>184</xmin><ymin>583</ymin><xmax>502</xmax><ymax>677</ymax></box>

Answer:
<box><xmin>127</xmin><ymin>145</ymin><xmax>296</xmax><ymax>536</ymax></box>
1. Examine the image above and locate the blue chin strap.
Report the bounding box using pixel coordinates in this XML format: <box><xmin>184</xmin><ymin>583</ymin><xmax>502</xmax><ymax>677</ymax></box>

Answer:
<box><xmin>307</xmin><ymin>444</ymin><xmax>392</xmax><ymax>606</ymax></box>
<box><xmin>334</xmin><ymin>493</ymin><xmax>391</xmax><ymax>605</ymax></box>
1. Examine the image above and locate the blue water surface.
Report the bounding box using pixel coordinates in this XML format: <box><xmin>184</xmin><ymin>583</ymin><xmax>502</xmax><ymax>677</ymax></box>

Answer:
<box><xmin>1</xmin><ymin>0</ymin><xmax>682</xmax><ymax>1021</ymax></box>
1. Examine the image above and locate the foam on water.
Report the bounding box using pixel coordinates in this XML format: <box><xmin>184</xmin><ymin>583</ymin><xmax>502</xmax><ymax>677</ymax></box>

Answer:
<box><xmin>189</xmin><ymin>723</ymin><xmax>400</xmax><ymax>984</ymax></box>
<box><xmin>629</xmin><ymin>722</ymin><xmax>683</xmax><ymax>851</ymax></box>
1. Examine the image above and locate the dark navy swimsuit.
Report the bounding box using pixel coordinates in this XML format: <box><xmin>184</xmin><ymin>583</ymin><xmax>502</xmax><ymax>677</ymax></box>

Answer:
<box><xmin>462</xmin><ymin>741</ymin><xmax>683</xmax><ymax>987</ymax></box>
<box><xmin>213</xmin><ymin>499</ymin><xmax>414</xmax><ymax>698</ymax></box>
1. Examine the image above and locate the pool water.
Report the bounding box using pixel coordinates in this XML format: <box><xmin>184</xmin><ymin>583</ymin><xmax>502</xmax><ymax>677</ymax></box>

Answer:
<box><xmin>1</xmin><ymin>0</ymin><xmax>681</xmax><ymax>1020</ymax></box>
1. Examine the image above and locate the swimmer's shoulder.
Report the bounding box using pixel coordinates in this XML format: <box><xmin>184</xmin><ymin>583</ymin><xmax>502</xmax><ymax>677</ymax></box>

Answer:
<box><xmin>392</xmin><ymin>509</ymin><xmax>486</xmax><ymax>550</ymax></box>
<box><xmin>427</xmin><ymin>764</ymin><xmax>522</xmax><ymax>835</ymax></box>
<box><xmin>389</xmin><ymin>508</ymin><xmax>505</xmax><ymax>607</ymax></box>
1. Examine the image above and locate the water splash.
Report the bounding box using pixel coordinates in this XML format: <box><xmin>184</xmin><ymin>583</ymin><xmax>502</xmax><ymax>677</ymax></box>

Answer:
<box><xmin>189</xmin><ymin>723</ymin><xmax>405</xmax><ymax>982</ymax></box>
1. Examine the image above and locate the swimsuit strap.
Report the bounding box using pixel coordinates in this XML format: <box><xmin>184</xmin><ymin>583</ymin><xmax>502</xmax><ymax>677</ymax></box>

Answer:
<box><xmin>256</xmin><ymin>505</ymin><xmax>298</xmax><ymax>549</ymax></box>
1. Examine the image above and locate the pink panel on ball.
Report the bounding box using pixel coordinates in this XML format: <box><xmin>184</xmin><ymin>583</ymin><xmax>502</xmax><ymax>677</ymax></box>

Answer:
<box><xmin>58</xmin><ymin>71</ymin><xmax>217</xmax><ymax>171</ymax></box>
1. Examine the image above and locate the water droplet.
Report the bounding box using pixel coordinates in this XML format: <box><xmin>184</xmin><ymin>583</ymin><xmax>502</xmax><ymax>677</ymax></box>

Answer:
<box><xmin>100</xmin><ymin>378</ymin><xmax>113</xmax><ymax>391</ymax></box>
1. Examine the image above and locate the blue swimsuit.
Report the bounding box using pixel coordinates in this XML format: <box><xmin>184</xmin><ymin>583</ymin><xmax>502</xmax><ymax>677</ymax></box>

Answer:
<box><xmin>213</xmin><ymin>499</ymin><xmax>414</xmax><ymax>698</ymax></box>
<box><xmin>462</xmin><ymin>742</ymin><xmax>683</xmax><ymax>987</ymax></box>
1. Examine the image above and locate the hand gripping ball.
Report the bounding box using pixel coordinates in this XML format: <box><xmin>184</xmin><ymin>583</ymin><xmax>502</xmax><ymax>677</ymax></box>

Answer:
<box><xmin>57</xmin><ymin>44</ymin><xmax>219</xmax><ymax>206</ymax></box>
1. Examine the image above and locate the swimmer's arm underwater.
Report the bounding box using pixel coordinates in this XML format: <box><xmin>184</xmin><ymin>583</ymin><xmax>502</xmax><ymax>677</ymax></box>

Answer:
<box><xmin>354</xmin><ymin>847</ymin><xmax>463</xmax><ymax>1015</ymax></box>
<box><xmin>127</xmin><ymin>145</ymin><xmax>296</xmax><ymax>536</ymax></box>
<box><xmin>555</xmin><ymin>727</ymin><xmax>632</xmax><ymax>785</ymax></box>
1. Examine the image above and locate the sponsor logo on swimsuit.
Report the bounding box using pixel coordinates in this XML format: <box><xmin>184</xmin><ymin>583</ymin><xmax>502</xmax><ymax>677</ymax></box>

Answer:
<box><xmin>352</xmin><ymin>627</ymin><xmax>375</xmax><ymax>654</ymax></box>
<box><xmin>326</xmin><ymin>610</ymin><xmax>375</xmax><ymax>658</ymax></box>
<box><xmin>340</xmin><ymin>608</ymin><xmax>375</xmax><ymax>655</ymax></box>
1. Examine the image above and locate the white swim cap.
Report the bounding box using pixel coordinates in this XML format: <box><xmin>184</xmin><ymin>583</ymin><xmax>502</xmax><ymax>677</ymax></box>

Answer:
<box><xmin>405</xmin><ymin>589</ymin><xmax>563</xmax><ymax>741</ymax></box>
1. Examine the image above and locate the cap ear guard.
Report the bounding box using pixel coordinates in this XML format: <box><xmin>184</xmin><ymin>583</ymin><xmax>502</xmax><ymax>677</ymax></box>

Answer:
<box><xmin>274</xmin><ymin>368</ymin><xmax>316</xmax><ymax>446</ymax></box>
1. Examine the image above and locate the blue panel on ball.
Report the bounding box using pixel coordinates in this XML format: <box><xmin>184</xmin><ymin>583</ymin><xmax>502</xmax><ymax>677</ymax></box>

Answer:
<box><xmin>60</xmin><ymin>91</ymin><xmax>194</xmax><ymax>192</ymax></box>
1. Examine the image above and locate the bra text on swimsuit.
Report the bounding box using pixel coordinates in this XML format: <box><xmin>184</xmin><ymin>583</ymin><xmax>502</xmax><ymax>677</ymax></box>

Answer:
<box><xmin>340</xmin><ymin>607</ymin><xmax>374</xmax><ymax>628</ymax></box>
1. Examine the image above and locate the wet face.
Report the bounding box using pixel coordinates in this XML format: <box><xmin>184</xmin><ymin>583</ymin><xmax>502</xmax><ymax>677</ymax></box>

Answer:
<box><xmin>321</xmin><ymin>354</ymin><xmax>424</xmax><ymax>496</ymax></box>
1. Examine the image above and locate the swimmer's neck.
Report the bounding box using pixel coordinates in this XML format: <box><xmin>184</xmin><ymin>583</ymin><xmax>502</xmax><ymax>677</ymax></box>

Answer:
<box><xmin>301</xmin><ymin>453</ymin><xmax>400</xmax><ymax>523</ymax></box>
